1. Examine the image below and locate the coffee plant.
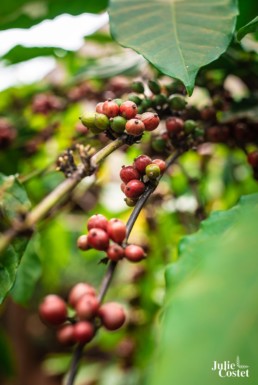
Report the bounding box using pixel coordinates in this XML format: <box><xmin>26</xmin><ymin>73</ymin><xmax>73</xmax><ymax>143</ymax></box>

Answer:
<box><xmin>1</xmin><ymin>1</ymin><xmax>258</xmax><ymax>384</ymax></box>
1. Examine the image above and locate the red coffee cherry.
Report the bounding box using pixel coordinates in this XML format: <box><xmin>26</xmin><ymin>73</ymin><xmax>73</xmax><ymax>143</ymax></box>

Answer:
<box><xmin>120</xmin><ymin>101</ymin><xmax>138</xmax><ymax>119</ymax></box>
<box><xmin>76</xmin><ymin>294</ymin><xmax>100</xmax><ymax>320</ymax></box>
<box><xmin>152</xmin><ymin>159</ymin><xmax>166</xmax><ymax>173</ymax></box>
<box><xmin>69</xmin><ymin>283</ymin><xmax>96</xmax><ymax>308</ymax></box>
<box><xmin>73</xmin><ymin>321</ymin><xmax>94</xmax><ymax>343</ymax></box>
<box><xmin>102</xmin><ymin>99</ymin><xmax>120</xmax><ymax>117</ymax></box>
<box><xmin>57</xmin><ymin>324</ymin><xmax>75</xmax><ymax>345</ymax></box>
<box><xmin>133</xmin><ymin>155</ymin><xmax>152</xmax><ymax>174</ymax></box>
<box><xmin>124</xmin><ymin>245</ymin><xmax>145</xmax><ymax>262</ymax></box>
<box><xmin>77</xmin><ymin>235</ymin><xmax>91</xmax><ymax>251</ymax></box>
<box><xmin>87</xmin><ymin>228</ymin><xmax>110</xmax><ymax>251</ymax></box>
<box><xmin>39</xmin><ymin>295</ymin><xmax>67</xmax><ymax>325</ymax></box>
<box><xmin>125</xmin><ymin>119</ymin><xmax>145</xmax><ymax>136</ymax></box>
<box><xmin>98</xmin><ymin>302</ymin><xmax>126</xmax><ymax>331</ymax></box>
<box><xmin>87</xmin><ymin>214</ymin><xmax>109</xmax><ymax>231</ymax></box>
<box><xmin>107</xmin><ymin>244</ymin><xmax>125</xmax><ymax>261</ymax></box>
<box><xmin>124</xmin><ymin>180</ymin><xmax>145</xmax><ymax>199</ymax></box>
<box><xmin>247</xmin><ymin>151</ymin><xmax>258</xmax><ymax>167</ymax></box>
<box><xmin>166</xmin><ymin>117</ymin><xmax>184</xmax><ymax>134</ymax></box>
<box><xmin>121</xmin><ymin>182</ymin><xmax>126</xmax><ymax>193</ymax></box>
<box><xmin>96</xmin><ymin>102</ymin><xmax>104</xmax><ymax>113</ymax></box>
<box><xmin>107</xmin><ymin>219</ymin><xmax>127</xmax><ymax>243</ymax></box>
<box><xmin>120</xmin><ymin>166</ymin><xmax>140</xmax><ymax>184</ymax></box>
<box><xmin>140</xmin><ymin>112</ymin><xmax>160</xmax><ymax>131</ymax></box>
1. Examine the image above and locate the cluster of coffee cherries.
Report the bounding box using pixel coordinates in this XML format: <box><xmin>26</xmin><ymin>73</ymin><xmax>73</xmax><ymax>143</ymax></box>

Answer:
<box><xmin>39</xmin><ymin>282</ymin><xmax>126</xmax><ymax>345</ymax></box>
<box><xmin>120</xmin><ymin>155</ymin><xmax>166</xmax><ymax>207</ymax></box>
<box><xmin>80</xmin><ymin>98</ymin><xmax>160</xmax><ymax>139</ymax></box>
<box><xmin>77</xmin><ymin>214</ymin><xmax>146</xmax><ymax>262</ymax></box>
<box><xmin>129</xmin><ymin>79</ymin><xmax>187</xmax><ymax>114</ymax></box>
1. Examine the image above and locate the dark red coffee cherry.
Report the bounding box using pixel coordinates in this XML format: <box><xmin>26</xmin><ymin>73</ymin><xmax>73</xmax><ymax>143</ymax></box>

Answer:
<box><xmin>124</xmin><ymin>245</ymin><xmax>145</xmax><ymax>262</ymax></box>
<box><xmin>77</xmin><ymin>235</ymin><xmax>91</xmax><ymax>251</ymax></box>
<box><xmin>133</xmin><ymin>155</ymin><xmax>152</xmax><ymax>174</ymax></box>
<box><xmin>107</xmin><ymin>219</ymin><xmax>126</xmax><ymax>243</ymax></box>
<box><xmin>102</xmin><ymin>99</ymin><xmax>120</xmax><ymax>117</ymax></box>
<box><xmin>39</xmin><ymin>295</ymin><xmax>67</xmax><ymax>325</ymax></box>
<box><xmin>247</xmin><ymin>151</ymin><xmax>258</xmax><ymax>168</ymax></box>
<box><xmin>120</xmin><ymin>101</ymin><xmax>138</xmax><ymax>119</ymax></box>
<box><xmin>140</xmin><ymin>112</ymin><xmax>160</xmax><ymax>131</ymax></box>
<box><xmin>87</xmin><ymin>228</ymin><xmax>110</xmax><ymax>251</ymax></box>
<box><xmin>124</xmin><ymin>180</ymin><xmax>145</xmax><ymax>199</ymax></box>
<box><xmin>57</xmin><ymin>324</ymin><xmax>75</xmax><ymax>345</ymax></box>
<box><xmin>73</xmin><ymin>321</ymin><xmax>94</xmax><ymax>343</ymax></box>
<box><xmin>166</xmin><ymin>117</ymin><xmax>184</xmax><ymax>134</ymax></box>
<box><xmin>152</xmin><ymin>159</ymin><xmax>166</xmax><ymax>173</ymax></box>
<box><xmin>125</xmin><ymin>119</ymin><xmax>145</xmax><ymax>136</ymax></box>
<box><xmin>107</xmin><ymin>244</ymin><xmax>125</xmax><ymax>261</ymax></box>
<box><xmin>98</xmin><ymin>302</ymin><xmax>126</xmax><ymax>331</ymax></box>
<box><xmin>76</xmin><ymin>294</ymin><xmax>100</xmax><ymax>320</ymax></box>
<box><xmin>87</xmin><ymin>214</ymin><xmax>108</xmax><ymax>231</ymax></box>
<box><xmin>120</xmin><ymin>166</ymin><xmax>140</xmax><ymax>184</ymax></box>
<box><xmin>69</xmin><ymin>283</ymin><xmax>96</xmax><ymax>308</ymax></box>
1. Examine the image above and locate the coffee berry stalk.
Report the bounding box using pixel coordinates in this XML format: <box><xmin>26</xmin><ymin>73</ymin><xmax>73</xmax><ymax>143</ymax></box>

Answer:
<box><xmin>120</xmin><ymin>155</ymin><xmax>166</xmax><ymax>206</ymax></box>
<box><xmin>77</xmin><ymin>214</ymin><xmax>146</xmax><ymax>262</ymax></box>
<box><xmin>39</xmin><ymin>282</ymin><xmax>126</xmax><ymax>346</ymax></box>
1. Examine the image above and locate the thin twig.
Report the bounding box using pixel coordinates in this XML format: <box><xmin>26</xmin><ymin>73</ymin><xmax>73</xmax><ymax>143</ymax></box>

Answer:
<box><xmin>0</xmin><ymin>137</ymin><xmax>126</xmax><ymax>257</ymax></box>
<box><xmin>65</xmin><ymin>150</ymin><xmax>181</xmax><ymax>385</ymax></box>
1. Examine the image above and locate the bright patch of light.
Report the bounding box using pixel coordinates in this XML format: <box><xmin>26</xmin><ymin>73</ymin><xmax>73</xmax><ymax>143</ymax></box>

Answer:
<box><xmin>0</xmin><ymin>57</ymin><xmax>56</xmax><ymax>90</ymax></box>
<box><xmin>0</xmin><ymin>13</ymin><xmax>108</xmax><ymax>90</ymax></box>
<box><xmin>0</xmin><ymin>13</ymin><xmax>108</xmax><ymax>56</ymax></box>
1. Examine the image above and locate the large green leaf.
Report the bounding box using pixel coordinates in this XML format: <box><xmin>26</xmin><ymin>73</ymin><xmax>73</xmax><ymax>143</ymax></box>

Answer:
<box><xmin>237</xmin><ymin>16</ymin><xmax>258</xmax><ymax>41</ymax></box>
<box><xmin>2</xmin><ymin>45</ymin><xmax>71</xmax><ymax>65</ymax></box>
<box><xmin>109</xmin><ymin>0</ymin><xmax>238</xmax><ymax>95</ymax></box>
<box><xmin>150</xmin><ymin>194</ymin><xmax>258</xmax><ymax>385</ymax></box>
<box><xmin>10</xmin><ymin>234</ymin><xmax>42</xmax><ymax>305</ymax></box>
<box><xmin>0</xmin><ymin>174</ymin><xmax>31</xmax><ymax>303</ymax></box>
<box><xmin>0</xmin><ymin>0</ymin><xmax>108</xmax><ymax>30</ymax></box>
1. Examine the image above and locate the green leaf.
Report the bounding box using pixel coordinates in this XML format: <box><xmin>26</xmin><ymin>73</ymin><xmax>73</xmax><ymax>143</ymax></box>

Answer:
<box><xmin>10</xmin><ymin>235</ymin><xmax>42</xmax><ymax>305</ymax></box>
<box><xmin>109</xmin><ymin>0</ymin><xmax>238</xmax><ymax>95</ymax></box>
<box><xmin>237</xmin><ymin>16</ymin><xmax>258</xmax><ymax>41</ymax></box>
<box><xmin>0</xmin><ymin>0</ymin><xmax>108</xmax><ymax>30</ymax></box>
<box><xmin>2</xmin><ymin>45</ymin><xmax>71</xmax><ymax>65</ymax></box>
<box><xmin>0</xmin><ymin>173</ymin><xmax>31</xmax><ymax>303</ymax></box>
<box><xmin>151</xmin><ymin>194</ymin><xmax>258</xmax><ymax>385</ymax></box>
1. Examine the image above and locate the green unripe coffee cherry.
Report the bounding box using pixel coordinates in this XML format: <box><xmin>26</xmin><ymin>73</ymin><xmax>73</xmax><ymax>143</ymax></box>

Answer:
<box><xmin>80</xmin><ymin>112</ymin><xmax>96</xmax><ymax>129</ymax></box>
<box><xmin>152</xmin><ymin>138</ymin><xmax>166</xmax><ymax>152</ymax></box>
<box><xmin>113</xmin><ymin>98</ymin><xmax>123</xmax><ymax>107</ymax></box>
<box><xmin>141</xmin><ymin>98</ymin><xmax>153</xmax><ymax>110</ymax></box>
<box><xmin>132</xmin><ymin>81</ymin><xmax>145</xmax><ymax>94</ymax></box>
<box><xmin>148</xmin><ymin>80</ymin><xmax>161</xmax><ymax>95</ymax></box>
<box><xmin>128</xmin><ymin>94</ymin><xmax>142</xmax><ymax>105</ymax></box>
<box><xmin>168</xmin><ymin>94</ymin><xmax>187</xmax><ymax>111</ymax></box>
<box><xmin>153</xmin><ymin>94</ymin><xmax>167</xmax><ymax>107</ymax></box>
<box><xmin>124</xmin><ymin>197</ymin><xmax>138</xmax><ymax>207</ymax></box>
<box><xmin>110</xmin><ymin>116</ymin><xmax>127</xmax><ymax>134</ymax></box>
<box><xmin>184</xmin><ymin>119</ymin><xmax>197</xmax><ymax>133</ymax></box>
<box><xmin>94</xmin><ymin>113</ymin><xmax>110</xmax><ymax>131</ymax></box>
<box><xmin>145</xmin><ymin>163</ymin><xmax>161</xmax><ymax>180</ymax></box>
<box><xmin>194</xmin><ymin>127</ymin><xmax>204</xmax><ymax>138</ymax></box>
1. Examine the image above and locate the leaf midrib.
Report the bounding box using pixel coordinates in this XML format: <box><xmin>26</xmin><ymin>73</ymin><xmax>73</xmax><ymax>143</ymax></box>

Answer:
<box><xmin>171</xmin><ymin>1</ymin><xmax>189</xmax><ymax>84</ymax></box>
